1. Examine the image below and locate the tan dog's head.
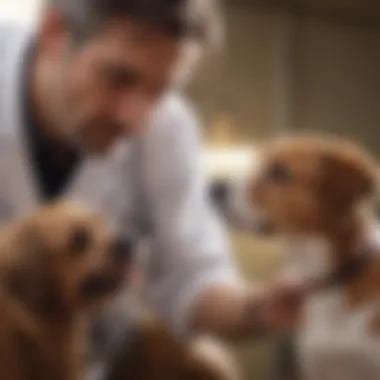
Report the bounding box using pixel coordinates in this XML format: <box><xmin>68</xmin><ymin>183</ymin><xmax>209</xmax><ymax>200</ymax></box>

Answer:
<box><xmin>0</xmin><ymin>201</ymin><xmax>134</xmax><ymax>317</ymax></box>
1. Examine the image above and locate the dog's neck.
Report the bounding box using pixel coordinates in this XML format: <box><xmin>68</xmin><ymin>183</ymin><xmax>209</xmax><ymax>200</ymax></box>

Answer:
<box><xmin>281</xmin><ymin>214</ymin><xmax>379</xmax><ymax>285</ymax></box>
<box><xmin>325</xmin><ymin>213</ymin><xmax>379</xmax><ymax>269</ymax></box>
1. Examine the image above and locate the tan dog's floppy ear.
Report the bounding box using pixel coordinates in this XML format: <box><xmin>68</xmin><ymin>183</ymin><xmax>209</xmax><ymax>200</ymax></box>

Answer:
<box><xmin>320</xmin><ymin>145</ymin><xmax>378</xmax><ymax>212</ymax></box>
<box><xmin>6</xmin><ymin>224</ymin><xmax>61</xmax><ymax>316</ymax></box>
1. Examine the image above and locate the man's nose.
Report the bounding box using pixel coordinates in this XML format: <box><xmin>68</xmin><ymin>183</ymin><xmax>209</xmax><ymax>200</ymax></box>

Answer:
<box><xmin>114</xmin><ymin>92</ymin><xmax>153</xmax><ymax>132</ymax></box>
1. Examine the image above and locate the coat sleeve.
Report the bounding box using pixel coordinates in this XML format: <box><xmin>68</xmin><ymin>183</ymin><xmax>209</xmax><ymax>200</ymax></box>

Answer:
<box><xmin>135</xmin><ymin>94</ymin><xmax>242</xmax><ymax>336</ymax></box>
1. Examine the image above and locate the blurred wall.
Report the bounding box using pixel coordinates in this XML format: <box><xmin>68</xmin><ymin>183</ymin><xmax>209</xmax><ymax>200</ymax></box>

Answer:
<box><xmin>294</xmin><ymin>18</ymin><xmax>380</xmax><ymax>154</ymax></box>
<box><xmin>190</xmin><ymin>2</ymin><xmax>380</xmax><ymax>154</ymax></box>
<box><xmin>0</xmin><ymin>0</ymin><xmax>41</xmax><ymax>24</ymax></box>
<box><xmin>190</xmin><ymin>8</ymin><xmax>286</xmax><ymax>140</ymax></box>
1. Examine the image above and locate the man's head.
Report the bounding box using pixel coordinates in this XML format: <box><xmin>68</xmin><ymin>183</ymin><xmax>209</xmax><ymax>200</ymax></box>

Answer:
<box><xmin>32</xmin><ymin>0</ymin><xmax>219</xmax><ymax>154</ymax></box>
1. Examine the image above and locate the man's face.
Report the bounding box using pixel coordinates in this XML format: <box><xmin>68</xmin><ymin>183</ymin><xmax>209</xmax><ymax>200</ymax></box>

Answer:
<box><xmin>38</xmin><ymin>15</ymin><xmax>181</xmax><ymax>154</ymax></box>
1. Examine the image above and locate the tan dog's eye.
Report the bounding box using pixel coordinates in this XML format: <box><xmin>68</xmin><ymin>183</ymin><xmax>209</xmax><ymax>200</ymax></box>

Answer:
<box><xmin>69</xmin><ymin>226</ymin><xmax>92</xmax><ymax>257</ymax></box>
<box><xmin>266</xmin><ymin>163</ymin><xmax>291</xmax><ymax>183</ymax></box>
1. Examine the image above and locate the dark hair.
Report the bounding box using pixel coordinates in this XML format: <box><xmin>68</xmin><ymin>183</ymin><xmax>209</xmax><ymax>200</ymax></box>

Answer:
<box><xmin>49</xmin><ymin>0</ymin><xmax>220</xmax><ymax>46</ymax></box>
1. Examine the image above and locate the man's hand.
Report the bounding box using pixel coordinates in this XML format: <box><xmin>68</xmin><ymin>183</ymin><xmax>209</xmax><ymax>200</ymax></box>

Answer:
<box><xmin>246</xmin><ymin>277</ymin><xmax>306</xmax><ymax>337</ymax></box>
<box><xmin>190</xmin><ymin>277</ymin><xmax>306</xmax><ymax>340</ymax></box>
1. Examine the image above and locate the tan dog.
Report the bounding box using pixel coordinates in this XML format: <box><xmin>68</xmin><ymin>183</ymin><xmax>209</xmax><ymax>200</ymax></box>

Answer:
<box><xmin>212</xmin><ymin>136</ymin><xmax>380</xmax><ymax>380</ymax></box>
<box><xmin>0</xmin><ymin>201</ymin><xmax>132</xmax><ymax>380</ymax></box>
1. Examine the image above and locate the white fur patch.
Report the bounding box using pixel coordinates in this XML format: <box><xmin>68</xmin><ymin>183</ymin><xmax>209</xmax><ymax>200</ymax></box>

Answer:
<box><xmin>296</xmin><ymin>229</ymin><xmax>380</xmax><ymax>380</ymax></box>
<box><xmin>281</xmin><ymin>236</ymin><xmax>333</xmax><ymax>282</ymax></box>
<box><xmin>299</xmin><ymin>288</ymin><xmax>380</xmax><ymax>380</ymax></box>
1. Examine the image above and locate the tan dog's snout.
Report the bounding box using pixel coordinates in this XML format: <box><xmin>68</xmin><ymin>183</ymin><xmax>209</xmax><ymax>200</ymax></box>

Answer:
<box><xmin>78</xmin><ymin>234</ymin><xmax>136</xmax><ymax>299</ymax></box>
<box><xmin>110</xmin><ymin>235</ymin><xmax>135</xmax><ymax>266</ymax></box>
<box><xmin>67</xmin><ymin>223</ymin><xmax>135</xmax><ymax>269</ymax></box>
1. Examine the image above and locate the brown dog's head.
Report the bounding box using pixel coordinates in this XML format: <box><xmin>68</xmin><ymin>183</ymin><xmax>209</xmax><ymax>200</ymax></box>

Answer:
<box><xmin>247</xmin><ymin>137</ymin><xmax>377</xmax><ymax>237</ymax></box>
<box><xmin>214</xmin><ymin>136</ymin><xmax>378</xmax><ymax>238</ymax></box>
<box><xmin>0</xmin><ymin>201</ymin><xmax>134</xmax><ymax>317</ymax></box>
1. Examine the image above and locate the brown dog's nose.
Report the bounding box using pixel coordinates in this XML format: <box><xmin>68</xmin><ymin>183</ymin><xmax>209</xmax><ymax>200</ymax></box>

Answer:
<box><xmin>111</xmin><ymin>236</ymin><xmax>134</xmax><ymax>264</ymax></box>
<box><xmin>209</xmin><ymin>180</ymin><xmax>230</xmax><ymax>207</ymax></box>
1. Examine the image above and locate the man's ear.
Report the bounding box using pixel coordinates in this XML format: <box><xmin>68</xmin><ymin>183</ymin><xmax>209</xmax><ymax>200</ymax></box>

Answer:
<box><xmin>6</xmin><ymin>225</ymin><xmax>61</xmax><ymax>316</ymax></box>
<box><xmin>319</xmin><ymin>147</ymin><xmax>378</xmax><ymax>212</ymax></box>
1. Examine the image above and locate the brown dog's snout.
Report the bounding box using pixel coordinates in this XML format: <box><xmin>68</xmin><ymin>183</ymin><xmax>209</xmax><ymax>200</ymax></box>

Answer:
<box><xmin>111</xmin><ymin>236</ymin><xmax>135</xmax><ymax>265</ymax></box>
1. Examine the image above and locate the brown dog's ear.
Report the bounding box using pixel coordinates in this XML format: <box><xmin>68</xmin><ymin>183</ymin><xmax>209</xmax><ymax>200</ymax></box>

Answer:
<box><xmin>320</xmin><ymin>147</ymin><xmax>377</xmax><ymax>212</ymax></box>
<box><xmin>6</xmin><ymin>225</ymin><xmax>61</xmax><ymax>316</ymax></box>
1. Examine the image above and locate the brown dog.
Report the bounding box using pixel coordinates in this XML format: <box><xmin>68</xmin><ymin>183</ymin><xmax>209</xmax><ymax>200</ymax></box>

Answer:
<box><xmin>0</xmin><ymin>201</ymin><xmax>132</xmax><ymax>380</ymax></box>
<box><xmin>213</xmin><ymin>136</ymin><xmax>380</xmax><ymax>380</ymax></box>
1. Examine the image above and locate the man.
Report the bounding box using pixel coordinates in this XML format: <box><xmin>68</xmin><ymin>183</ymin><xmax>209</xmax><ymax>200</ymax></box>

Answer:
<box><xmin>0</xmin><ymin>0</ymin><xmax>304</xmax><ymax>377</ymax></box>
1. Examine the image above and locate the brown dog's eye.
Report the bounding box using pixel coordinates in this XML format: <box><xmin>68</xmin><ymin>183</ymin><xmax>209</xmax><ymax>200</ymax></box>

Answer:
<box><xmin>69</xmin><ymin>227</ymin><xmax>92</xmax><ymax>256</ymax></box>
<box><xmin>266</xmin><ymin>163</ymin><xmax>290</xmax><ymax>183</ymax></box>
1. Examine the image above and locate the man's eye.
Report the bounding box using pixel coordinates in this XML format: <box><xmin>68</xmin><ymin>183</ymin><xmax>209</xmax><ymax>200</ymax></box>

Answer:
<box><xmin>100</xmin><ymin>65</ymin><xmax>139</xmax><ymax>91</ymax></box>
<box><xmin>111</xmin><ymin>71</ymin><xmax>137</xmax><ymax>90</ymax></box>
<box><xmin>266</xmin><ymin>163</ymin><xmax>290</xmax><ymax>183</ymax></box>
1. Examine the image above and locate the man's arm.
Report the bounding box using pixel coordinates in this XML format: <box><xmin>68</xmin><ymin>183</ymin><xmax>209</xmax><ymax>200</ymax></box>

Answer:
<box><xmin>189</xmin><ymin>277</ymin><xmax>304</xmax><ymax>339</ymax></box>
<box><xmin>135</xmin><ymin>93</ymin><xmax>303</xmax><ymax>339</ymax></box>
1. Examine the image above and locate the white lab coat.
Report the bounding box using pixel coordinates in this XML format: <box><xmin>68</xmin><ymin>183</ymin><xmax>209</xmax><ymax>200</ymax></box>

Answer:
<box><xmin>0</xmin><ymin>23</ymin><xmax>240</xmax><ymax>375</ymax></box>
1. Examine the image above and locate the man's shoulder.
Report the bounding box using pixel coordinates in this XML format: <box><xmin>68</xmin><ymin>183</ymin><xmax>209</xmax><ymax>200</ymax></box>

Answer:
<box><xmin>142</xmin><ymin>91</ymin><xmax>202</xmax><ymax>146</ymax></box>
<box><xmin>130</xmin><ymin>92</ymin><xmax>203</xmax><ymax>185</ymax></box>
<box><xmin>157</xmin><ymin>92</ymin><xmax>197</xmax><ymax>120</ymax></box>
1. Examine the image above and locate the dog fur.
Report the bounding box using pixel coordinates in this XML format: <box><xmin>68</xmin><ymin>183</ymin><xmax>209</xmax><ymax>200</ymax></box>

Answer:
<box><xmin>106</xmin><ymin>315</ymin><xmax>241</xmax><ymax>380</ymax></box>
<box><xmin>0</xmin><ymin>201</ymin><xmax>130</xmax><ymax>380</ymax></box>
